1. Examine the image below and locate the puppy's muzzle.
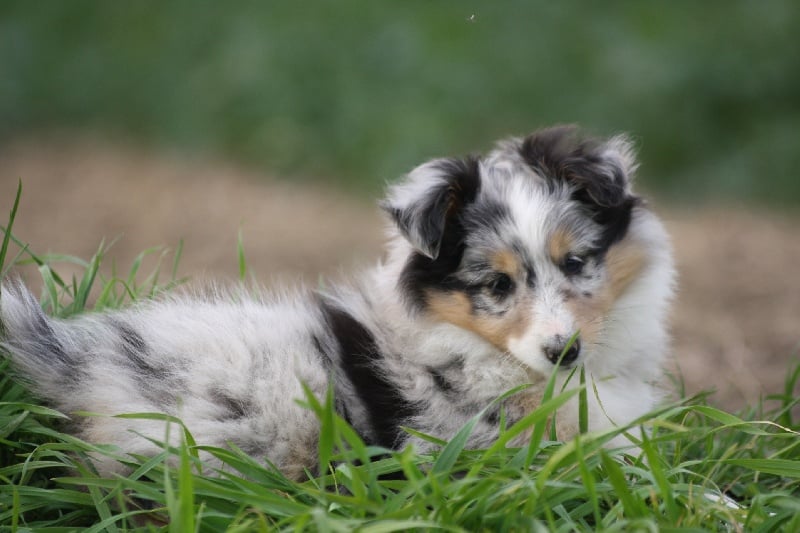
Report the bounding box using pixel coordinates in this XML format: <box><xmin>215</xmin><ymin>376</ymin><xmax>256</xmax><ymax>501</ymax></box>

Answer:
<box><xmin>543</xmin><ymin>336</ymin><xmax>581</xmax><ymax>366</ymax></box>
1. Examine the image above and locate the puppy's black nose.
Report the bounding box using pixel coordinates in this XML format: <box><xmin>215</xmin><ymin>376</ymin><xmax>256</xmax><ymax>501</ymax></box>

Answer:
<box><xmin>543</xmin><ymin>336</ymin><xmax>581</xmax><ymax>366</ymax></box>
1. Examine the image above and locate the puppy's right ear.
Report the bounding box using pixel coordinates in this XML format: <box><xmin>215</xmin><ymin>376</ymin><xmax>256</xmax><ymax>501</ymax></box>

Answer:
<box><xmin>380</xmin><ymin>157</ymin><xmax>481</xmax><ymax>260</ymax></box>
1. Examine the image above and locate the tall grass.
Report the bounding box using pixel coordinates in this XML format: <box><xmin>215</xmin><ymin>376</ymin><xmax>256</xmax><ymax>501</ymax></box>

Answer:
<box><xmin>1</xmin><ymin>185</ymin><xmax>799</xmax><ymax>531</ymax></box>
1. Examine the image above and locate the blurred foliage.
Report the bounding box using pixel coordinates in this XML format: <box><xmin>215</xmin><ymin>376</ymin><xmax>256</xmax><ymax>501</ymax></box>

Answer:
<box><xmin>1</xmin><ymin>1</ymin><xmax>798</xmax><ymax>205</ymax></box>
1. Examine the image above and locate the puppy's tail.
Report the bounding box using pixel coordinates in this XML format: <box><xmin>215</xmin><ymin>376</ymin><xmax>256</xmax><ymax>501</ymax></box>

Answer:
<box><xmin>1</xmin><ymin>279</ymin><xmax>78</xmax><ymax>389</ymax></box>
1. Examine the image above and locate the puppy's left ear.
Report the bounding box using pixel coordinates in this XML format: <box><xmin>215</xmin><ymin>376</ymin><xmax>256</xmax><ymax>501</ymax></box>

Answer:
<box><xmin>521</xmin><ymin>127</ymin><xmax>640</xmax><ymax>250</ymax></box>
<box><xmin>568</xmin><ymin>134</ymin><xmax>638</xmax><ymax>208</ymax></box>
<box><xmin>381</xmin><ymin>157</ymin><xmax>480</xmax><ymax>259</ymax></box>
<box><xmin>521</xmin><ymin>126</ymin><xmax>638</xmax><ymax>208</ymax></box>
<box><xmin>567</xmin><ymin>134</ymin><xmax>641</xmax><ymax>250</ymax></box>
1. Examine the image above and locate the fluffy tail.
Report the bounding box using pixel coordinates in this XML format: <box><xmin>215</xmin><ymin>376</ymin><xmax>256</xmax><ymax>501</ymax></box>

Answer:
<box><xmin>1</xmin><ymin>279</ymin><xmax>77</xmax><ymax>388</ymax></box>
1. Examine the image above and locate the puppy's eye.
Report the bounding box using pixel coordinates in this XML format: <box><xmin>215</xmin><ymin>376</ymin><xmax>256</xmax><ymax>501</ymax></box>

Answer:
<box><xmin>488</xmin><ymin>273</ymin><xmax>514</xmax><ymax>297</ymax></box>
<box><xmin>562</xmin><ymin>255</ymin><xmax>585</xmax><ymax>276</ymax></box>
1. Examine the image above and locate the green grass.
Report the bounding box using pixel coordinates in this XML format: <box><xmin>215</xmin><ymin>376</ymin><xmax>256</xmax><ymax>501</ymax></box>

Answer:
<box><xmin>1</xmin><ymin>186</ymin><xmax>799</xmax><ymax>531</ymax></box>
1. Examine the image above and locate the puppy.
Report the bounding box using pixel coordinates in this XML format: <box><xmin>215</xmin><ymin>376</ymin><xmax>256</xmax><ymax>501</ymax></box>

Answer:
<box><xmin>1</xmin><ymin>126</ymin><xmax>674</xmax><ymax>480</ymax></box>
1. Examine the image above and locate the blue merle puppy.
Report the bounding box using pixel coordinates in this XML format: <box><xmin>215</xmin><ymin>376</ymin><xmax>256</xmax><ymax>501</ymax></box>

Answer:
<box><xmin>1</xmin><ymin>126</ymin><xmax>674</xmax><ymax>480</ymax></box>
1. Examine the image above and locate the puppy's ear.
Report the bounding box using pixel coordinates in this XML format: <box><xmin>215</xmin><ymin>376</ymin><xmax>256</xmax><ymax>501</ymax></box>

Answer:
<box><xmin>381</xmin><ymin>157</ymin><xmax>480</xmax><ymax>259</ymax></box>
<box><xmin>521</xmin><ymin>126</ymin><xmax>640</xmax><ymax>250</ymax></box>
<box><xmin>520</xmin><ymin>125</ymin><xmax>638</xmax><ymax>208</ymax></box>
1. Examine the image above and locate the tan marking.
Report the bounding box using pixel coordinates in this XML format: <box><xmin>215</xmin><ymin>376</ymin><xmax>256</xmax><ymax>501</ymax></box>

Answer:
<box><xmin>606</xmin><ymin>240</ymin><xmax>647</xmax><ymax>300</ymax></box>
<box><xmin>565</xmin><ymin>290</ymin><xmax>609</xmax><ymax>347</ymax></box>
<box><xmin>503</xmin><ymin>388</ymin><xmax>545</xmax><ymax>446</ymax></box>
<box><xmin>503</xmin><ymin>387</ymin><xmax>583</xmax><ymax>445</ymax></box>
<box><xmin>548</xmin><ymin>227</ymin><xmax>575</xmax><ymax>262</ymax></box>
<box><xmin>490</xmin><ymin>249</ymin><xmax>522</xmax><ymax>276</ymax></box>
<box><xmin>564</xmin><ymin>239</ymin><xmax>647</xmax><ymax>346</ymax></box>
<box><xmin>283</xmin><ymin>427</ymin><xmax>320</xmax><ymax>481</ymax></box>
<box><xmin>426</xmin><ymin>290</ymin><xmax>532</xmax><ymax>351</ymax></box>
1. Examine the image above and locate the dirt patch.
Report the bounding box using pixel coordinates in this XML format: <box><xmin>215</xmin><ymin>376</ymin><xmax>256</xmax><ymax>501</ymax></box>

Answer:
<box><xmin>666</xmin><ymin>207</ymin><xmax>800</xmax><ymax>409</ymax></box>
<box><xmin>1</xmin><ymin>137</ymin><xmax>798</xmax><ymax>411</ymax></box>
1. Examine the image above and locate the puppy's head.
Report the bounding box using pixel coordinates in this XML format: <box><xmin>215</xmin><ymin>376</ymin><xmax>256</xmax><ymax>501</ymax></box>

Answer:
<box><xmin>383</xmin><ymin>126</ymin><xmax>654</xmax><ymax>376</ymax></box>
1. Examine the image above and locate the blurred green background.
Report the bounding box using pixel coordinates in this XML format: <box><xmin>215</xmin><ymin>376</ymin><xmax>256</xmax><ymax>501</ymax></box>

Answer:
<box><xmin>1</xmin><ymin>1</ymin><xmax>798</xmax><ymax>205</ymax></box>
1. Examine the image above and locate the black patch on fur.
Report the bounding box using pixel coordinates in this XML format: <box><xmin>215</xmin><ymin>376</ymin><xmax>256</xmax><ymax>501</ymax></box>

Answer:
<box><xmin>466</xmin><ymin>198</ymin><xmax>509</xmax><ymax>229</ymax></box>
<box><xmin>311</xmin><ymin>334</ymin><xmax>325</xmax><ymax>358</ymax></box>
<box><xmin>311</xmin><ymin>333</ymin><xmax>333</xmax><ymax>370</ymax></box>
<box><xmin>112</xmin><ymin>320</ymin><xmax>181</xmax><ymax>405</ymax></box>
<box><xmin>386</xmin><ymin>156</ymin><xmax>482</xmax><ymax>262</ymax></box>
<box><xmin>2</xmin><ymin>285</ymin><xmax>82</xmax><ymax>389</ymax></box>
<box><xmin>463</xmin><ymin>199</ymin><xmax>512</xmax><ymax>246</ymax></box>
<box><xmin>334</xmin><ymin>396</ymin><xmax>354</xmax><ymax>428</ymax></box>
<box><xmin>7</xmin><ymin>283</ymin><xmax>74</xmax><ymax>374</ymax></box>
<box><xmin>520</xmin><ymin>126</ymin><xmax>627</xmax><ymax>207</ymax></box>
<box><xmin>400</xmin><ymin>239</ymin><xmax>467</xmax><ymax>310</ymax></box>
<box><xmin>116</xmin><ymin>323</ymin><xmax>157</xmax><ymax>375</ymax></box>
<box><xmin>235</xmin><ymin>441</ymin><xmax>269</xmax><ymax>462</ymax></box>
<box><xmin>309</xmin><ymin>322</ymin><xmax>353</xmax><ymax>426</ymax></box>
<box><xmin>209</xmin><ymin>387</ymin><xmax>251</xmax><ymax>420</ymax></box>
<box><xmin>28</xmin><ymin>302</ymin><xmax>71</xmax><ymax>368</ymax></box>
<box><xmin>398</xmin><ymin>165</ymin><xmax>504</xmax><ymax>311</ymax></box>
<box><xmin>593</xmin><ymin>197</ymin><xmax>638</xmax><ymax>254</ymax></box>
<box><xmin>429</xmin><ymin>367</ymin><xmax>454</xmax><ymax>393</ymax></box>
<box><xmin>483</xmin><ymin>406</ymin><xmax>502</xmax><ymax>426</ymax></box>
<box><xmin>403</xmin><ymin>198</ymin><xmax>512</xmax><ymax>312</ymax></box>
<box><xmin>427</xmin><ymin>356</ymin><xmax>466</xmax><ymax>397</ymax></box>
<box><xmin>519</xmin><ymin>126</ymin><xmax>639</xmax><ymax>252</ymax></box>
<box><xmin>319</xmin><ymin>300</ymin><xmax>417</xmax><ymax>449</ymax></box>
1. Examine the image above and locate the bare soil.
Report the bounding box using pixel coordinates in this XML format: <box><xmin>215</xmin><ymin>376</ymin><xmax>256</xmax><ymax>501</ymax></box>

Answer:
<box><xmin>1</xmin><ymin>137</ymin><xmax>798</xmax><ymax>411</ymax></box>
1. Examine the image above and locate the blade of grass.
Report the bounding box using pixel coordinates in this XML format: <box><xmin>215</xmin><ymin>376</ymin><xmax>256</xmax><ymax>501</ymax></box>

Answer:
<box><xmin>108</xmin><ymin>412</ymin><xmax>200</xmax><ymax>464</ymax></box>
<box><xmin>11</xmin><ymin>485</ymin><xmax>20</xmax><ymax>532</ymax></box>
<box><xmin>573</xmin><ymin>435</ymin><xmax>601</xmax><ymax>527</ymax></box>
<box><xmin>0</xmin><ymin>180</ymin><xmax>22</xmax><ymax>283</ymax></box>
<box><xmin>0</xmin><ymin>227</ymin><xmax>70</xmax><ymax>289</ymax></box>
<box><xmin>85</xmin><ymin>480</ymin><xmax>119</xmax><ymax>533</ymax></box>
<box><xmin>433</xmin><ymin>384</ymin><xmax>529</xmax><ymax>476</ymax></box>
<box><xmin>303</xmin><ymin>382</ymin><xmax>335</xmax><ymax>478</ymax></box>
<box><xmin>640</xmin><ymin>428</ymin><xmax>678</xmax><ymax>523</ymax></box>
<box><xmin>599</xmin><ymin>449</ymin><xmax>647</xmax><ymax>519</ymax></box>
<box><xmin>237</xmin><ymin>227</ymin><xmax>247</xmax><ymax>282</ymax></box>
<box><xmin>722</xmin><ymin>458</ymin><xmax>800</xmax><ymax>478</ymax></box>
<box><xmin>171</xmin><ymin>238</ymin><xmax>184</xmax><ymax>283</ymax></box>
<box><xmin>779</xmin><ymin>362</ymin><xmax>800</xmax><ymax>428</ymax></box>
<box><xmin>579</xmin><ymin>366</ymin><xmax>588</xmax><ymax>435</ymax></box>
<box><xmin>38</xmin><ymin>263</ymin><xmax>61</xmax><ymax>315</ymax></box>
<box><xmin>71</xmin><ymin>240</ymin><xmax>105</xmax><ymax>314</ymax></box>
<box><xmin>177</xmin><ymin>431</ymin><xmax>198</xmax><ymax>533</ymax></box>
